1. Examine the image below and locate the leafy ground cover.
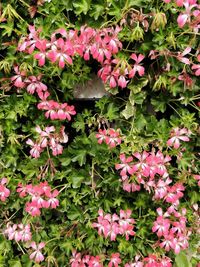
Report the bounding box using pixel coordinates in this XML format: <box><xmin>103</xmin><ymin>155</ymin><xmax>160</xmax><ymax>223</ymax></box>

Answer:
<box><xmin>0</xmin><ymin>0</ymin><xmax>199</xmax><ymax>266</ymax></box>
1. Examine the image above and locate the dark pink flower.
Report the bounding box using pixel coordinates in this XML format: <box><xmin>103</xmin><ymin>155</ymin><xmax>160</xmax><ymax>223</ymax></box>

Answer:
<box><xmin>130</xmin><ymin>53</ymin><xmax>145</xmax><ymax>77</ymax></box>
<box><xmin>108</xmin><ymin>253</ymin><xmax>121</xmax><ymax>267</ymax></box>
<box><xmin>0</xmin><ymin>178</ymin><xmax>10</xmax><ymax>201</ymax></box>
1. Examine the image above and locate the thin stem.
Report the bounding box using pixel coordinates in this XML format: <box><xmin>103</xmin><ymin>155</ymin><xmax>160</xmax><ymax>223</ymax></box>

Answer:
<box><xmin>167</xmin><ymin>103</ymin><xmax>181</xmax><ymax>117</ymax></box>
<box><xmin>59</xmin><ymin>185</ymin><xmax>68</xmax><ymax>194</ymax></box>
<box><xmin>16</xmin><ymin>241</ymin><xmax>26</xmax><ymax>254</ymax></box>
<box><xmin>45</xmin><ymin>237</ymin><xmax>59</xmax><ymax>246</ymax></box>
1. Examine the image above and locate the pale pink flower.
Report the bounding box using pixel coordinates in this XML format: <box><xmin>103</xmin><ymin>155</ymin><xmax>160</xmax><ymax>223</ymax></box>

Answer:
<box><xmin>4</xmin><ymin>223</ymin><xmax>32</xmax><ymax>242</ymax></box>
<box><xmin>30</xmin><ymin>242</ymin><xmax>45</xmax><ymax>263</ymax></box>
<box><xmin>11</xmin><ymin>66</ymin><xmax>26</xmax><ymax>88</ymax></box>
<box><xmin>167</xmin><ymin>127</ymin><xmax>190</xmax><ymax>149</ymax></box>
<box><xmin>26</xmin><ymin>139</ymin><xmax>42</xmax><ymax>158</ymax></box>
<box><xmin>25</xmin><ymin>75</ymin><xmax>47</xmax><ymax>95</ymax></box>
<box><xmin>177</xmin><ymin>47</ymin><xmax>191</xmax><ymax>64</ymax></box>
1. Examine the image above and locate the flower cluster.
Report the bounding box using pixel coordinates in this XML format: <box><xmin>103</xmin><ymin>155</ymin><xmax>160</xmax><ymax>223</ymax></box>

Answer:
<box><xmin>11</xmin><ymin>66</ymin><xmax>48</xmax><ymax>99</ymax></box>
<box><xmin>163</xmin><ymin>0</ymin><xmax>200</xmax><ymax>32</ymax></box>
<box><xmin>26</xmin><ymin>125</ymin><xmax>68</xmax><ymax>158</ymax></box>
<box><xmin>37</xmin><ymin>99</ymin><xmax>76</xmax><ymax>121</ymax></box>
<box><xmin>96</xmin><ymin>128</ymin><xmax>122</xmax><ymax>148</ymax></box>
<box><xmin>142</xmin><ymin>254</ymin><xmax>172</xmax><ymax>267</ymax></box>
<box><xmin>167</xmin><ymin>127</ymin><xmax>191</xmax><ymax>149</ymax></box>
<box><xmin>70</xmin><ymin>251</ymin><xmax>103</xmax><ymax>267</ymax></box>
<box><xmin>115</xmin><ymin>151</ymin><xmax>185</xmax><ymax>206</ymax></box>
<box><xmin>4</xmin><ymin>222</ymin><xmax>45</xmax><ymax>263</ymax></box>
<box><xmin>98</xmin><ymin>53</ymin><xmax>145</xmax><ymax>88</ymax></box>
<box><xmin>0</xmin><ymin>178</ymin><xmax>10</xmax><ymax>202</ymax></box>
<box><xmin>4</xmin><ymin>223</ymin><xmax>32</xmax><ymax>242</ymax></box>
<box><xmin>152</xmin><ymin>207</ymin><xmax>190</xmax><ymax>254</ymax></box>
<box><xmin>70</xmin><ymin>252</ymin><xmax>172</xmax><ymax>267</ymax></box>
<box><xmin>17</xmin><ymin>181</ymin><xmax>59</xmax><ymax>216</ymax></box>
<box><xmin>17</xmin><ymin>25</ymin><xmax>146</xmax><ymax>89</ymax></box>
<box><xmin>92</xmin><ymin>209</ymin><xmax>135</xmax><ymax>241</ymax></box>
<box><xmin>18</xmin><ymin>25</ymin><xmax>122</xmax><ymax>67</ymax></box>
<box><xmin>125</xmin><ymin>254</ymin><xmax>172</xmax><ymax>267</ymax></box>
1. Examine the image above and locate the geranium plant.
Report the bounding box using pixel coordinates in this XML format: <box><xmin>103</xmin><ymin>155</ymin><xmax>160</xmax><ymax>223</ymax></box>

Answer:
<box><xmin>0</xmin><ymin>0</ymin><xmax>199</xmax><ymax>266</ymax></box>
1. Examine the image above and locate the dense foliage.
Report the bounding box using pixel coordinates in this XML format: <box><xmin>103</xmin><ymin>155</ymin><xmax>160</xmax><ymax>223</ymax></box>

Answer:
<box><xmin>0</xmin><ymin>0</ymin><xmax>200</xmax><ymax>266</ymax></box>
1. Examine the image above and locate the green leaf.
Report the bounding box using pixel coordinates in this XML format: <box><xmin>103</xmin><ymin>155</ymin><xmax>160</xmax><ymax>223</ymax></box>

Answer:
<box><xmin>90</xmin><ymin>4</ymin><xmax>104</xmax><ymax>20</ymax></box>
<box><xmin>71</xmin><ymin>150</ymin><xmax>87</xmax><ymax>166</ymax></box>
<box><xmin>107</xmin><ymin>3</ymin><xmax>121</xmax><ymax>18</ymax></box>
<box><xmin>61</xmin><ymin>0</ymin><xmax>73</xmax><ymax>9</ymax></box>
<box><xmin>8</xmin><ymin>259</ymin><xmax>22</xmax><ymax>267</ymax></box>
<box><xmin>70</xmin><ymin>174</ymin><xmax>85</xmax><ymax>188</ymax></box>
<box><xmin>128</xmin><ymin>0</ymin><xmax>151</xmax><ymax>7</ymax></box>
<box><xmin>73</xmin><ymin>0</ymin><xmax>91</xmax><ymax>15</ymax></box>
<box><xmin>130</xmin><ymin>91</ymin><xmax>146</xmax><ymax>105</ymax></box>
<box><xmin>175</xmin><ymin>252</ymin><xmax>192</xmax><ymax>267</ymax></box>
<box><xmin>134</xmin><ymin>113</ymin><xmax>146</xmax><ymax>130</ymax></box>
<box><xmin>106</xmin><ymin>103</ymin><xmax>119</xmax><ymax>121</ymax></box>
<box><xmin>121</xmin><ymin>101</ymin><xmax>135</xmax><ymax>120</ymax></box>
<box><xmin>60</xmin><ymin>157</ymin><xmax>71</xmax><ymax>167</ymax></box>
<box><xmin>151</xmin><ymin>97</ymin><xmax>167</xmax><ymax>113</ymax></box>
<box><xmin>67</xmin><ymin>206</ymin><xmax>82</xmax><ymax>220</ymax></box>
<box><xmin>128</xmin><ymin>78</ymin><xmax>148</xmax><ymax>94</ymax></box>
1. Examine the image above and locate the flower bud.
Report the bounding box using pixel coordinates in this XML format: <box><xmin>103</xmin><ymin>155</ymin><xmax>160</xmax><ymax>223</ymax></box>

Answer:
<box><xmin>131</xmin><ymin>23</ymin><xmax>144</xmax><ymax>41</ymax></box>
<box><xmin>151</xmin><ymin>12</ymin><xmax>167</xmax><ymax>32</ymax></box>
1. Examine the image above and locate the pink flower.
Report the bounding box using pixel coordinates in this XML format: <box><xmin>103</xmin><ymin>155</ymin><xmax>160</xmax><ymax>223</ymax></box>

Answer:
<box><xmin>26</xmin><ymin>139</ymin><xmax>42</xmax><ymax>158</ymax></box>
<box><xmin>192</xmin><ymin>64</ymin><xmax>200</xmax><ymax>76</ymax></box>
<box><xmin>0</xmin><ymin>178</ymin><xmax>10</xmax><ymax>201</ymax></box>
<box><xmin>34</xmin><ymin>40</ymin><xmax>47</xmax><ymax>66</ymax></box>
<box><xmin>129</xmin><ymin>54</ymin><xmax>145</xmax><ymax>77</ymax></box>
<box><xmin>118</xmin><ymin>75</ymin><xmax>128</xmax><ymax>88</ymax></box>
<box><xmin>115</xmin><ymin>154</ymin><xmax>136</xmax><ymax>179</ymax></box>
<box><xmin>167</xmin><ymin>127</ymin><xmax>190</xmax><ymax>149</ymax></box>
<box><xmin>96</xmin><ymin>129</ymin><xmax>107</xmax><ymax>144</ymax></box>
<box><xmin>25</xmin><ymin>75</ymin><xmax>47</xmax><ymax>95</ymax></box>
<box><xmin>25</xmin><ymin>201</ymin><xmax>41</xmax><ymax>216</ymax></box>
<box><xmin>30</xmin><ymin>242</ymin><xmax>45</xmax><ymax>263</ymax></box>
<box><xmin>178</xmin><ymin>72</ymin><xmax>193</xmax><ymax>87</ymax></box>
<box><xmin>96</xmin><ymin>128</ymin><xmax>121</xmax><ymax>148</ymax></box>
<box><xmin>17</xmin><ymin>183</ymin><xmax>28</xmax><ymax>197</ymax></box>
<box><xmin>177</xmin><ymin>14</ymin><xmax>189</xmax><ymax>28</ymax></box>
<box><xmin>45</xmin><ymin>189</ymin><xmax>59</xmax><ymax>208</ymax></box>
<box><xmin>11</xmin><ymin>66</ymin><xmax>26</xmax><ymax>88</ymax></box>
<box><xmin>92</xmin><ymin>209</ymin><xmax>135</xmax><ymax>241</ymax></box>
<box><xmin>48</xmin><ymin>38</ymin><xmax>73</xmax><ymax>68</ymax></box>
<box><xmin>124</xmin><ymin>255</ymin><xmax>144</xmax><ymax>267</ymax></box>
<box><xmin>152</xmin><ymin>216</ymin><xmax>170</xmax><ymax>237</ymax></box>
<box><xmin>4</xmin><ymin>223</ymin><xmax>32</xmax><ymax>243</ymax></box>
<box><xmin>108</xmin><ymin>253</ymin><xmax>121</xmax><ymax>267</ymax></box>
<box><xmin>193</xmin><ymin>174</ymin><xmax>200</xmax><ymax>186</ymax></box>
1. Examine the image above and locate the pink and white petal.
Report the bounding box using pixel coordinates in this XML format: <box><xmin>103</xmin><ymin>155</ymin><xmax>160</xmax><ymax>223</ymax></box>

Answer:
<box><xmin>177</xmin><ymin>14</ymin><xmax>188</xmax><ymax>28</ymax></box>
